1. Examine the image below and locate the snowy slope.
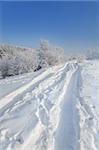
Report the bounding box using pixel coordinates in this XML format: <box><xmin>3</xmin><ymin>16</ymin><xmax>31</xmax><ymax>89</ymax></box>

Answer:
<box><xmin>0</xmin><ymin>61</ymin><xmax>99</xmax><ymax>150</ymax></box>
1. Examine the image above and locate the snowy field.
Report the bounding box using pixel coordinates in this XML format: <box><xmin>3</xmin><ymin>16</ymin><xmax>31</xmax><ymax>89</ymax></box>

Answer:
<box><xmin>0</xmin><ymin>60</ymin><xmax>99</xmax><ymax>150</ymax></box>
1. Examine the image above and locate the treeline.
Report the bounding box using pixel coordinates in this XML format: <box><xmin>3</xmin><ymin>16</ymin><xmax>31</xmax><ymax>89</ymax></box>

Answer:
<box><xmin>0</xmin><ymin>40</ymin><xmax>66</xmax><ymax>78</ymax></box>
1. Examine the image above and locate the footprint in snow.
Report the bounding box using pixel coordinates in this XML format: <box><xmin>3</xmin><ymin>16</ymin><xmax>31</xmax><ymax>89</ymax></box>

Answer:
<box><xmin>39</xmin><ymin>105</ymin><xmax>49</xmax><ymax>126</ymax></box>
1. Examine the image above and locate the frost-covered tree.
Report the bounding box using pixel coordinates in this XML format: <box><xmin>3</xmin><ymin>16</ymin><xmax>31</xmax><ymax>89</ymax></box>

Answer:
<box><xmin>86</xmin><ymin>49</ymin><xmax>99</xmax><ymax>60</ymax></box>
<box><xmin>0</xmin><ymin>56</ymin><xmax>10</xmax><ymax>78</ymax></box>
<box><xmin>40</xmin><ymin>39</ymin><xmax>49</xmax><ymax>51</ymax></box>
<box><xmin>37</xmin><ymin>40</ymin><xmax>66</xmax><ymax>67</ymax></box>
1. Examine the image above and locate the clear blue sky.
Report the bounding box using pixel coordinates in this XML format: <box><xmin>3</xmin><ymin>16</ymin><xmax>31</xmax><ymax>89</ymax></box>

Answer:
<box><xmin>0</xmin><ymin>1</ymin><xmax>99</xmax><ymax>53</ymax></box>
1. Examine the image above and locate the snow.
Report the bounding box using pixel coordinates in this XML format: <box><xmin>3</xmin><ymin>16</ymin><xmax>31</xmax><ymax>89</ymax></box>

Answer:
<box><xmin>78</xmin><ymin>60</ymin><xmax>99</xmax><ymax>150</ymax></box>
<box><xmin>0</xmin><ymin>60</ymin><xmax>99</xmax><ymax>150</ymax></box>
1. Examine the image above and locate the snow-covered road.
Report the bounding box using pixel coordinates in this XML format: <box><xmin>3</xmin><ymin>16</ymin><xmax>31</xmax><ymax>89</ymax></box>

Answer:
<box><xmin>0</xmin><ymin>61</ymin><xmax>99</xmax><ymax>150</ymax></box>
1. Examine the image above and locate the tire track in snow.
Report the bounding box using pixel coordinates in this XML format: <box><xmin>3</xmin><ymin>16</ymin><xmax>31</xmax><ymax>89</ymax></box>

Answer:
<box><xmin>0</xmin><ymin>65</ymin><xmax>64</xmax><ymax>116</ymax></box>
<box><xmin>18</xmin><ymin>63</ymin><xmax>77</xmax><ymax>150</ymax></box>
<box><xmin>53</xmin><ymin>64</ymin><xmax>80</xmax><ymax>150</ymax></box>
<box><xmin>0</xmin><ymin>63</ymin><xmax>70</xmax><ymax>150</ymax></box>
<box><xmin>0</xmin><ymin>69</ymin><xmax>50</xmax><ymax>109</ymax></box>
<box><xmin>14</xmin><ymin>63</ymin><xmax>70</xmax><ymax>150</ymax></box>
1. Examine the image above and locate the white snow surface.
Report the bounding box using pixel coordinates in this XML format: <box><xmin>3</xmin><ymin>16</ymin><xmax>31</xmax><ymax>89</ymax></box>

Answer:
<box><xmin>0</xmin><ymin>60</ymin><xmax>99</xmax><ymax>150</ymax></box>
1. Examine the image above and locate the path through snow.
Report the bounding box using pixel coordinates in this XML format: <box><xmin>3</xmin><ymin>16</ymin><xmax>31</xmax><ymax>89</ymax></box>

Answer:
<box><xmin>0</xmin><ymin>61</ymin><xmax>99</xmax><ymax>150</ymax></box>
